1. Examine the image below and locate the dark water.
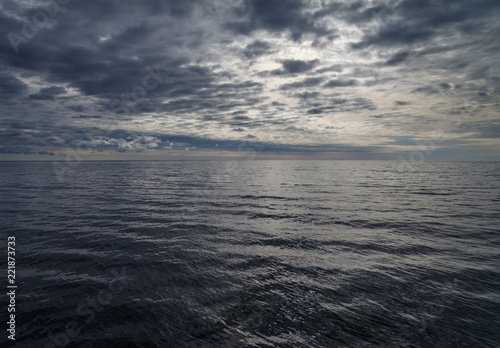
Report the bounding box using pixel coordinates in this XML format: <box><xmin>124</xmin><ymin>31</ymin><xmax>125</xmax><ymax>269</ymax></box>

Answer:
<box><xmin>1</xmin><ymin>161</ymin><xmax>499</xmax><ymax>348</ymax></box>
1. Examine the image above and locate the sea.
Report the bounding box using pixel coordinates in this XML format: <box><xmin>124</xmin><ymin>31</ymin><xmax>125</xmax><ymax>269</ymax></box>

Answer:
<box><xmin>0</xmin><ymin>160</ymin><xmax>499</xmax><ymax>347</ymax></box>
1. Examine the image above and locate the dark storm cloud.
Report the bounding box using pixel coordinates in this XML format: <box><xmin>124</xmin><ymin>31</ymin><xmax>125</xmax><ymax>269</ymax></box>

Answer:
<box><xmin>0</xmin><ymin>72</ymin><xmax>27</xmax><ymax>98</ymax></box>
<box><xmin>2</xmin><ymin>30</ymin><xmax>181</xmax><ymax>103</ymax></box>
<box><xmin>160</xmin><ymin>78</ymin><xmax>265</xmax><ymax>114</ymax></box>
<box><xmin>0</xmin><ymin>0</ymin><xmax>499</xmax><ymax>158</ymax></box>
<box><xmin>226</xmin><ymin>0</ymin><xmax>331</xmax><ymax>41</ymax></box>
<box><xmin>228</xmin><ymin>117</ymin><xmax>264</xmax><ymax>128</ymax></box>
<box><xmin>395</xmin><ymin>101</ymin><xmax>410</xmax><ymax>106</ymax></box>
<box><xmin>413</xmin><ymin>86</ymin><xmax>439</xmax><ymax>94</ymax></box>
<box><xmin>39</xmin><ymin>86</ymin><xmax>67</xmax><ymax>95</ymax></box>
<box><xmin>233</xmin><ymin>115</ymin><xmax>251</xmax><ymax>120</ymax></box>
<box><xmin>67</xmin><ymin>105</ymin><xmax>86</xmax><ymax>112</ymax></box>
<box><xmin>72</xmin><ymin>115</ymin><xmax>103</xmax><ymax>119</ymax></box>
<box><xmin>352</xmin><ymin>0</ymin><xmax>500</xmax><ymax>48</ymax></box>
<box><xmin>296</xmin><ymin>91</ymin><xmax>321</xmax><ymax>100</ymax></box>
<box><xmin>0</xmin><ymin>0</ymin><xmax>213</xmax><ymax>112</ymax></box>
<box><xmin>352</xmin><ymin>24</ymin><xmax>433</xmax><ymax>49</ymax></box>
<box><xmin>312</xmin><ymin>1</ymin><xmax>365</xmax><ymax>20</ymax></box>
<box><xmin>455</xmin><ymin>120</ymin><xmax>500</xmax><ymax>138</ymax></box>
<box><xmin>384</xmin><ymin>51</ymin><xmax>411</xmax><ymax>66</ymax></box>
<box><xmin>7</xmin><ymin>121</ymin><xmax>37</xmax><ymax>130</ymax></box>
<box><xmin>329</xmin><ymin>97</ymin><xmax>376</xmax><ymax>112</ymax></box>
<box><xmin>29</xmin><ymin>94</ymin><xmax>56</xmax><ymax>101</ymax></box>
<box><xmin>307</xmin><ymin>108</ymin><xmax>323</xmax><ymax>115</ymax></box>
<box><xmin>293</xmin><ymin>96</ymin><xmax>376</xmax><ymax>115</ymax></box>
<box><xmin>269</xmin><ymin>59</ymin><xmax>320</xmax><ymax>76</ymax></box>
<box><xmin>12</xmin><ymin>28</ymin><xmax>264</xmax><ymax>115</ymax></box>
<box><xmin>313</xmin><ymin>64</ymin><xmax>343</xmax><ymax>74</ymax></box>
<box><xmin>242</xmin><ymin>40</ymin><xmax>272</xmax><ymax>59</ymax></box>
<box><xmin>323</xmin><ymin>79</ymin><xmax>358</xmax><ymax>88</ymax></box>
<box><xmin>279</xmin><ymin>77</ymin><xmax>325</xmax><ymax>90</ymax></box>
<box><xmin>281</xmin><ymin>59</ymin><xmax>319</xmax><ymax>74</ymax></box>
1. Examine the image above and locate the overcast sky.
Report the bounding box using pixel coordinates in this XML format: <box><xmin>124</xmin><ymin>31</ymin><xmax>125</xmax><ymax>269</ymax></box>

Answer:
<box><xmin>1</xmin><ymin>0</ymin><xmax>499</xmax><ymax>160</ymax></box>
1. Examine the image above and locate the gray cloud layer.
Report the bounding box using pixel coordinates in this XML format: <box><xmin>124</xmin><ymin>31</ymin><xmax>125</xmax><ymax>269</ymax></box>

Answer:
<box><xmin>0</xmin><ymin>0</ymin><xmax>499</xmax><ymax>158</ymax></box>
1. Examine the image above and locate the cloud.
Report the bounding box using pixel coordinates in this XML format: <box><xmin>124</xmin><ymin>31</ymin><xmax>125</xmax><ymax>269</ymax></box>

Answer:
<box><xmin>270</xmin><ymin>59</ymin><xmax>320</xmax><ymax>76</ymax></box>
<box><xmin>226</xmin><ymin>0</ymin><xmax>330</xmax><ymax>41</ymax></box>
<box><xmin>67</xmin><ymin>105</ymin><xmax>86</xmax><ymax>112</ymax></box>
<box><xmin>307</xmin><ymin>108</ymin><xmax>323</xmax><ymax>114</ymax></box>
<box><xmin>314</xmin><ymin>64</ymin><xmax>343</xmax><ymax>74</ymax></box>
<box><xmin>364</xmin><ymin>77</ymin><xmax>395</xmax><ymax>87</ymax></box>
<box><xmin>39</xmin><ymin>86</ymin><xmax>67</xmax><ymax>95</ymax></box>
<box><xmin>242</xmin><ymin>40</ymin><xmax>272</xmax><ymax>58</ymax></box>
<box><xmin>0</xmin><ymin>0</ymin><xmax>499</xmax><ymax>160</ymax></box>
<box><xmin>413</xmin><ymin>86</ymin><xmax>439</xmax><ymax>94</ymax></box>
<box><xmin>29</xmin><ymin>94</ymin><xmax>56</xmax><ymax>101</ymax></box>
<box><xmin>455</xmin><ymin>120</ymin><xmax>500</xmax><ymax>138</ymax></box>
<box><xmin>353</xmin><ymin>0</ymin><xmax>500</xmax><ymax>49</ymax></box>
<box><xmin>72</xmin><ymin>115</ymin><xmax>103</xmax><ymax>119</ymax></box>
<box><xmin>47</xmin><ymin>136</ymin><xmax>65</xmax><ymax>145</ymax></box>
<box><xmin>281</xmin><ymin>59</ymin><xmax>319</xmax><ymax>74</ymax></box>
<box><xmin>385</xmin><ymin>51</ymin><xmax>411</xmax><ymax>66</ymax></box>
<box><xmin>0</xmin><ymin>72</ymin><xmax>27</xmax><ymax>98</ymax></box>
<box><xmin>233</xmin><ymin>115</ymin><xmax>251</xmax><ymax>120</ymax></box>
<box><xmin>280</xmin><ymin>77</ymin><xmax>324</xmax><ymax>90</ymax></box>
<box><xmin>323</xmin><ymin>79</ymin><xmax>358</xmax><ymax>88</ymax></box>
<box><xmin>296</xmin><ymin>91</ymin><xmax>320</xmax><ymax>100</ymax></box>
<box><xmin>353</xmin><ymin>23</ymin><xmax>434</xmax><ymax>49</ymax></box>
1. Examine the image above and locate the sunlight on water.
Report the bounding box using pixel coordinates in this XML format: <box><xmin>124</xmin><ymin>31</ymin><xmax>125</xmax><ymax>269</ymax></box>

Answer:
<box><xmin>1</xmin><ymin>161</ymin><xmax>499</xmax><ymax>347</ymax></box>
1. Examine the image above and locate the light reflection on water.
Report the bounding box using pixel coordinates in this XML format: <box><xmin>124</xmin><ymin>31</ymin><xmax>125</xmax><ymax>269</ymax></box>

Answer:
<box><xmin>0</xmin><ymin>161</ymin><xmax>499</xmax><ymax>347</ymax></box>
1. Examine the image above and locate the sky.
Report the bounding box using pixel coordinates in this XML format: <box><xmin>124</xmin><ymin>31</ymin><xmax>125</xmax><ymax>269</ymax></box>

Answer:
<box><xmin>0</xmin><ymin>0</ymin><xmax>499</xmax><ymax>160</ymax></box>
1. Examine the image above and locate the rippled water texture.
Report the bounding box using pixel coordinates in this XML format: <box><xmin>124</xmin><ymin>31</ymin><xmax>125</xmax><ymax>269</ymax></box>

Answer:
<box><xmin>1</xmin><ymin>161</ymin><xmax>499</xmax><ymax>347</ymax></box>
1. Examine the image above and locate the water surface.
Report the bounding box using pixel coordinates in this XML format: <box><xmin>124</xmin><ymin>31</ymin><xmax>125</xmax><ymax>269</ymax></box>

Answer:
<box><xmin>1</xmin><ymin>161</ymin><xmax>499</xmax><ymax>347</ymax></box>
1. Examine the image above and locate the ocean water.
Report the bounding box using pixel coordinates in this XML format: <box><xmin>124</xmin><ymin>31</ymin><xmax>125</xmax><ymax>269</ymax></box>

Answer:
<box><xmin>1</xmin><ymin>160</ymin><xmax>499</xmax><ymax>348</ymax></box>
